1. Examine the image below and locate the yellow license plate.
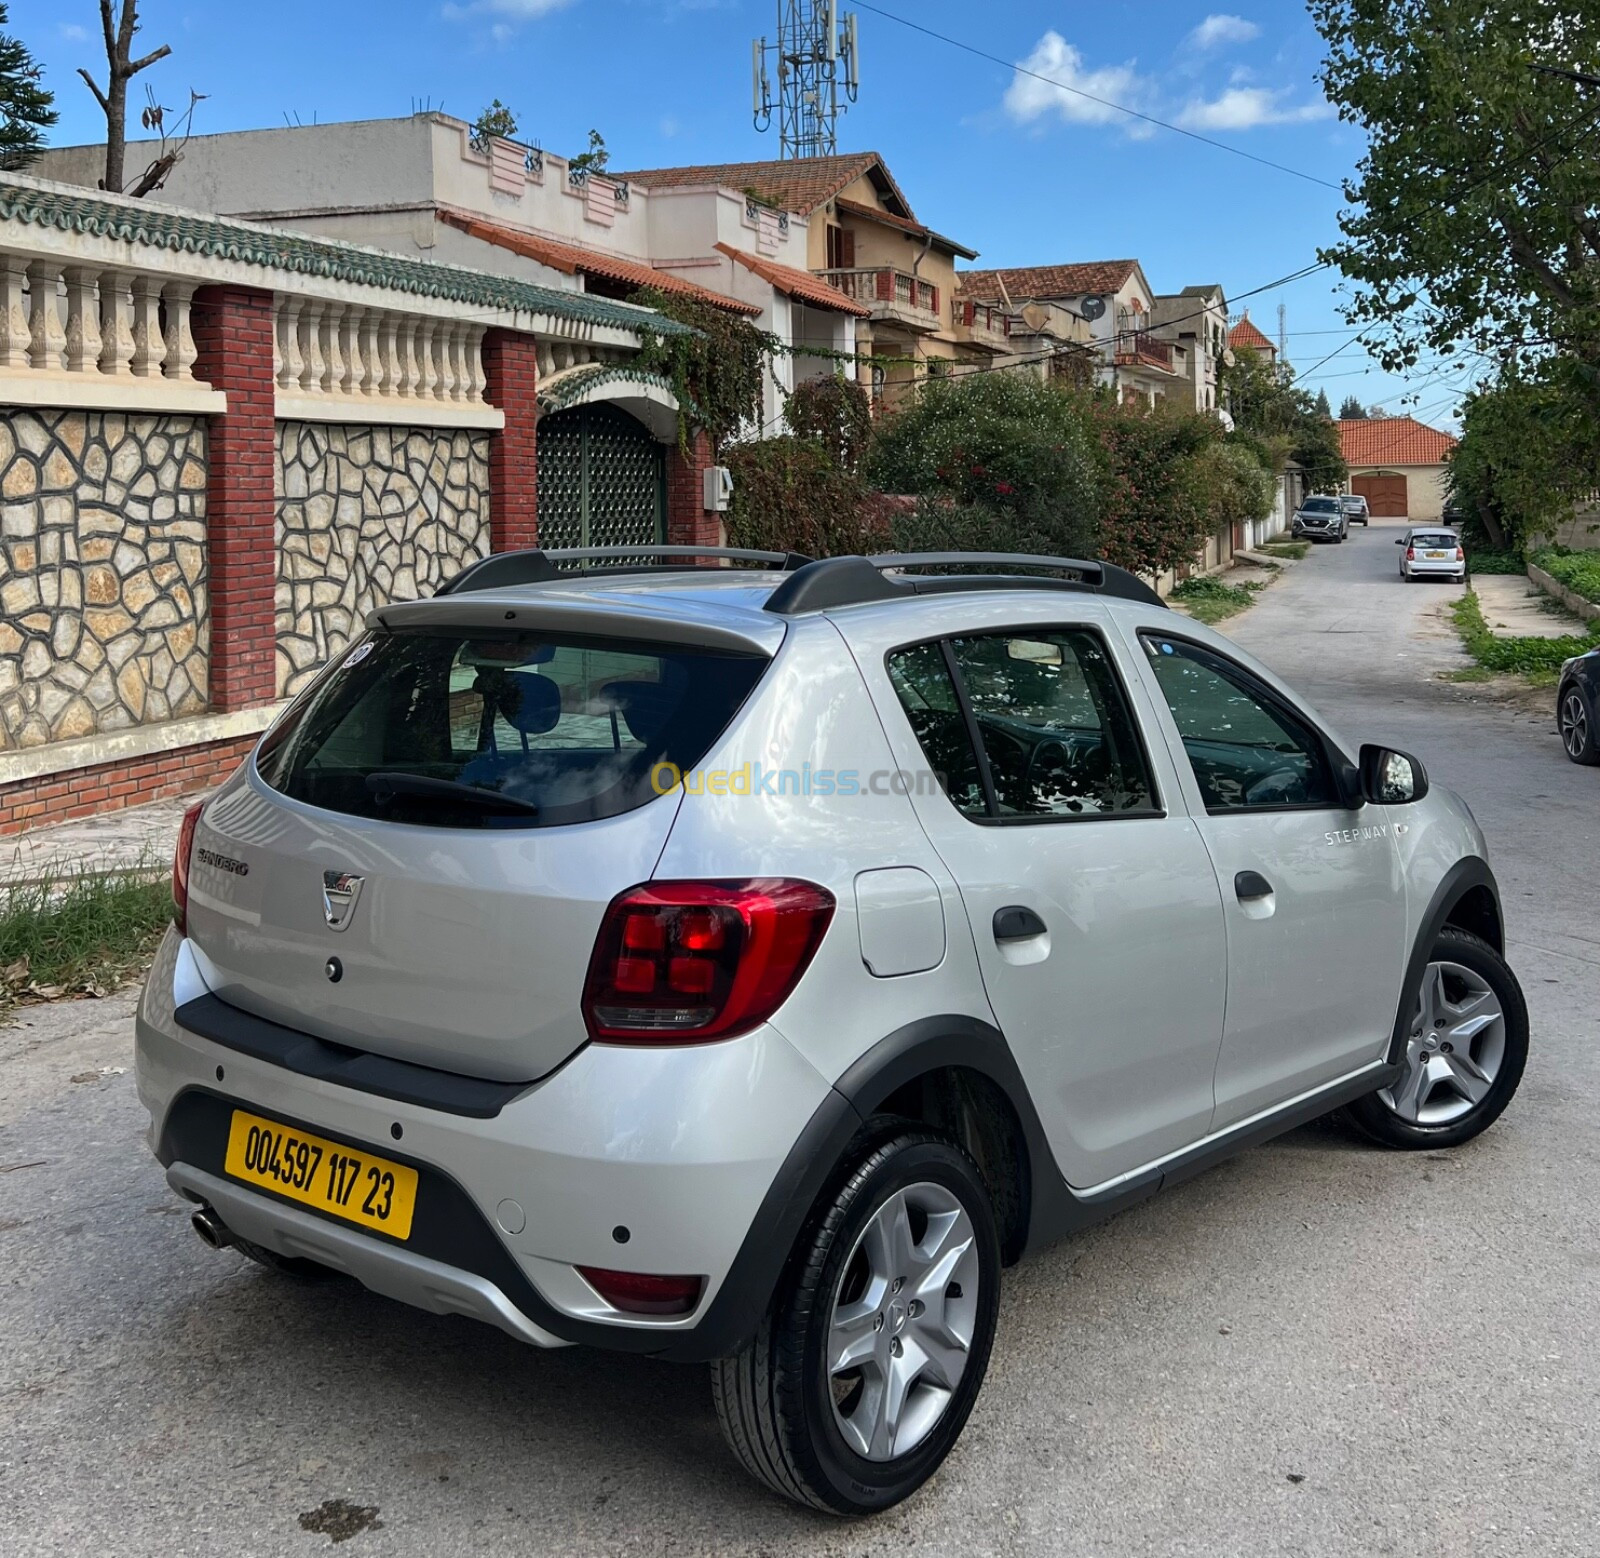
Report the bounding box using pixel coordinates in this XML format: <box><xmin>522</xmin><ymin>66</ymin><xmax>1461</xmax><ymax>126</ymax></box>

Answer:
<box><xmin>224</xmin><ymin>1109</ymin><xmax>418</xmax><ymax>1240</ymax></box>
<box><xmin>1425</xmin><ymin>550</ymin><xmax>1448</xmax><ymax>558</ymax></box>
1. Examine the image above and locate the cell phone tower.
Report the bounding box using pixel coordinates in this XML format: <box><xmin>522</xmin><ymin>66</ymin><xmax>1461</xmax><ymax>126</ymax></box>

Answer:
<box><xmin>753</xmin><ymin>3</ymin><xmax>861</xmax><ymax>159</ymax></box>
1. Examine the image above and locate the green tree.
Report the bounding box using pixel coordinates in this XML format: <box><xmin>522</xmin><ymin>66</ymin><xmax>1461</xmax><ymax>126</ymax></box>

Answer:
<box><xmin>470</xmin><ymin>99</ymin><xmax>518</xmax><ymax>149</ymax></box>
<box><xmin>0</xmin><ymin>2</ymin><xmax>55</xmax><ymax>170</ymax></box>
<box><xmin>1314</xmin><ymin>387</ymin><xmax>1332</xmax><ymax>418</ymax></box>
<box><xmin>1313</xmin><ymin>0</ymin><xmax>1600</xmax><ymax>381</ymax></box>
<box><xmin>1449</xmin><ymin>360</ymin><xmax>1600</xmax><ymax>548</ymax></box>
<box><xmin>1338</xmin><ymin>394</ymin><xmax>1366</xmax><ymax>419</ymax></box>
<box><xmin>569</xmin><ymin>128</ymin><xmax>609</xmax><ymax>176</ymax></box>
<box><xmin>868</xmin><ymin>372</ymin><xmax>1104</xmax><ymax>558</ymax></box>
<box><xmin>1221</xmin><ymin>351</ymin><xmax>1348</xmax><ymax>489</ymax></box>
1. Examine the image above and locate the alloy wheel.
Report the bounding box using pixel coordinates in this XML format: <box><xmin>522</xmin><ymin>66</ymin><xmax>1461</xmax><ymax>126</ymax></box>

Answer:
<box><xmin>1561</xmin><ymin>690</ymin><xmax>1589</xmax><ymax>759</ymax></box>
<box><xmin>826</xmin><ymin>1181</ymin><xmax>979</xmax><ymax>1462</ymax></box>
<box><xmin>1380</xmin><ymin>959</ymin><xmax>1507</xmax><ymax>1126</ymax></box>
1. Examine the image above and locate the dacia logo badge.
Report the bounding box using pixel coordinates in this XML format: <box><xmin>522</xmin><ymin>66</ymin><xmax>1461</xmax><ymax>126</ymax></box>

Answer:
<box><xmin>321</xmin><ymin>870</ymin><xmax>365</xmax><ymax>931</ymax></box>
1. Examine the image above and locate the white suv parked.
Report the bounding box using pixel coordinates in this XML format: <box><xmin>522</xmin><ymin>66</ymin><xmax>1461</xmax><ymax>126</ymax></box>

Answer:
<box><xmin>139</xmin><ymin>547</ymin><xmax>1527</xmax><ymax>1514</ymax></box>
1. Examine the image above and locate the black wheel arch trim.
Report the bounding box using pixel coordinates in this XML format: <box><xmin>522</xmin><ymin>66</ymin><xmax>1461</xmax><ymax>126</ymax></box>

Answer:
<box><xmin>1388</xmin><ymin>856</ymin><xmax>1503</xmax><ymax>1067</ymax></box>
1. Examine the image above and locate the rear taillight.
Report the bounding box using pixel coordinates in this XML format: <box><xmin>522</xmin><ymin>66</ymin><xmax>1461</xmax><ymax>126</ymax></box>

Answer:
<box><xmin>577</xmin><ymin>1266</ymin><xmax>704</xmax><ymax>1316</ymax></box>
<box><xmin>582</xmin><ymin>879</ymin><xmax>835</xmax><ymax>1043</ymax></box>
<box><xmin>1455</xmin><ymin>547</ymin><xmax>1465</xmax><ymax>561</ymax></box>
<box><xmin>172</xmin><ymin>799</ymin><xmax>205</xmax><ymax>934</ymax></box>
<box><xmin>1405</xmin><ymin>547</ymin><xmax>1416</xmax><ymax>560</ymax></box>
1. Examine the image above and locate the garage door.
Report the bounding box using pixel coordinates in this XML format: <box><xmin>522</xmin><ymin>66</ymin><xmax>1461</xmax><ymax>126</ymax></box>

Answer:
<box><xmin>536</xmin><ymin>403</ymin><xmax>665</xmax><ymax>553</ymax></box>
<box><xmin>1353</xmin><ymin>473</ymin><xmax>1407</xmax><ymax>517</ymax></box>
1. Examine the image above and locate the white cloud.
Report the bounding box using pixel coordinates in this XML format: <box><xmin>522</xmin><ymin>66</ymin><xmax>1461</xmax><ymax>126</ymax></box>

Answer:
<box><xmin>1003</xmin><ymin>31</ymin><xmax>1152</xmax><ymax>132</ymax></box>
<box><xmin>442</xmin><ymin>0</ymin><xmax>575</xmax><ymax>26</ymax></box>
<box><xmin>58</xmin><ymin>22</ymin><xmax>91</xmax><ymax>41</ymax></box>
<box><xmin>1175</xmin><ymin>86</ymin><xmax>1332</xmax><ymax>130</ymax></box>
<box><xmin>1188</xmin><ymin>14</ymin><xmax>1260</xmax><ymax>50</ymax></box>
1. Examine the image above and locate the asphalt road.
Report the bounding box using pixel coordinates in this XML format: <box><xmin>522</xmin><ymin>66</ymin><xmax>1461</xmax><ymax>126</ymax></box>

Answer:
<box><xmin>4</xmin><ymin>522</ymin><xmax>1597</xmax><ymax>1556</ymax></box>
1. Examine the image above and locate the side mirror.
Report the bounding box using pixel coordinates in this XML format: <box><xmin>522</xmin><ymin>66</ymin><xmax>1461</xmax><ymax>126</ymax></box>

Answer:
<box><xmin>1360</xmin><ymin>743</ymin><xmax>1429</xmax><ymax>805</ymax></box>
<box><xmin>1393</xmin><ymin>537</ymin><xmax>1406</xmax><ymax>545</ymax></box>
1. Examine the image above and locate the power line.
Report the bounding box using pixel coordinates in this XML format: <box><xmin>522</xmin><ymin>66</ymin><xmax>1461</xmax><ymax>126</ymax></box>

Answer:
<box><xmin>850</xmin><ymin>2</ymin><xmax>1343</xmax><ymax>191</ymax></box>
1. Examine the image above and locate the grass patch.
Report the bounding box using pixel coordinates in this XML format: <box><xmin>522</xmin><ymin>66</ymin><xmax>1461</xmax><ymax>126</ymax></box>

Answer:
<box><xmin>1259</xmin><ymin>540</ymin><xmax>1310</xmax><ymax>560</ymax></box>
<box><xmin>1531</xmin><ymin>547</ymin><xmax>1600</xmax><ymax>605</ymax></box>
<box><xmin>1463</xmin><ymin>548</ymin><xmax>1525</xmax><ymax>575</ymax></box>
<box><xmin>0</xmin><ymin>863</ymin><xmax>172</xmax><ymax>1014</ymax></box>
<box><xmin>1170</xmin><ymin>574</ymin><xmax>1265</xmax><ymax>624</ymax></box>
<box><xmin>1449</xmin><ymin>589</ymin><xmax>1600</xmax><ymax>680</ymax></box>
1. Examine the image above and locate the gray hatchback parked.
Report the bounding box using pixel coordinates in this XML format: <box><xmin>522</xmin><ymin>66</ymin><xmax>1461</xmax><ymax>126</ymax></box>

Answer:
<box><xmin>140</xmin><ymin>547</ymin><xmax>1528</xmax><ymax>1514</ymax></box>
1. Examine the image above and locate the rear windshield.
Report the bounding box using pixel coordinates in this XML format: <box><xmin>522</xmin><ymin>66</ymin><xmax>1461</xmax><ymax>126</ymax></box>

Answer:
<box><xmin>1412</xmin><ymin>533</ymin><xmax>1458</xmax><ymax>548</ymax></box>
<box><xmin>256</xmin><ymin>628</ymin><xmax>768</xmax><ymax>829</ymax></box>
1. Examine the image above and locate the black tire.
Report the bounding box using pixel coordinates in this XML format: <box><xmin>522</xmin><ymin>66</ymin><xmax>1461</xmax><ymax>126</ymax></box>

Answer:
<box><xmin>1558</xmin><ymin>681</ymin><xmax>1599</xmax><ymax>765</ymax></box>
<box><xmin>1345</xmin><ymin>927</ymin><xmax>1528</xmax><ymax>1150</ymax></box>
<box><xmin>711</xmin><ymin>1130</ymin><xmax>1001</xmax><ymax>1515</ymax></box>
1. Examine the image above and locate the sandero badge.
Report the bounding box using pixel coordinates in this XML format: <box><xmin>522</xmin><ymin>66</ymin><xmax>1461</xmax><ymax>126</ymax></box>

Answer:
<box><xmin>321</xmin><ymin>870</ymin><xmax>365</xmax><ymax>931</ymax></box>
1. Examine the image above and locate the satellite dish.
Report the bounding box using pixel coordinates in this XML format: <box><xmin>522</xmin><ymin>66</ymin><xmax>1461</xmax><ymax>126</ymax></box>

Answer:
<box><xmin>1020</xmin><ymin>302</ymin><xmax>1051</xmax><ymax>334</ymax></box>
<box><xmin>1222</xmin><ymin>347</ymin><xmax>1237</xmax><ymax>367</ymax></box>
<box><xmin>1079</xmin><ymin>295</ymin><xmax>1106</xmax><ymax>322</ymax></box>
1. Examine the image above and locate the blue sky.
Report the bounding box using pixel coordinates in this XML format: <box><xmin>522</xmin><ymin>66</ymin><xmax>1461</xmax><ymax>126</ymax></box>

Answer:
<box><xmin>16</xmin><ymin>0</ymin><xmax>1471</xmax><ymax>428</ymax></box>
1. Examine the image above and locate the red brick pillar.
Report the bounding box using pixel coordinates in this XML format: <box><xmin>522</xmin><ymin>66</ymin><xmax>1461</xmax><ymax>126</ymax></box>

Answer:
<box><xmin>664</xmin><ymin>430</ymin><xmax>721</xmax><ymax>549</ymax></box>
<box><xmin>191</xmin><ymin>285</ymin><xmax>277</xmax><ymax>711</ymax></box>
<box><xmin>481</xmin><ymin>329</ymin><xmax>540</xmax><ymax>551</ymax></box>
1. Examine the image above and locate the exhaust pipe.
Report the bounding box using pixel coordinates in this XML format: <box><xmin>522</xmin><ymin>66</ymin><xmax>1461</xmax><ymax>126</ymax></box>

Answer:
<box><xmin>191</xmin><ymin>1205</ymin><xmax>235</xmax><ymax>1251</ymax></box>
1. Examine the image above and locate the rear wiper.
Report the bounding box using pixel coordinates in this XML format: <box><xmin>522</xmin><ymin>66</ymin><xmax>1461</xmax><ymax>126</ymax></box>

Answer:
<box><xmin>365</xmin><ymin>772</ymin><xmax>540</xmax><ymax>816</ymax></box>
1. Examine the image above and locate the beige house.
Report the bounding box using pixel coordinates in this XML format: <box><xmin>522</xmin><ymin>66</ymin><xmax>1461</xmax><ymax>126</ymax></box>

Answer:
<box><xmin>1150</xmin><ymin>284</ymin><xmax>1229</xmax><ymax>413</ymax></box>
<box><xmin>620</xmin><ymin>153</ymin><xmax>985</xmax><ymax>405</ymax></box>
<box><xmin>955</xmin><ymin>260</ymin><xmax>1188</xmax><ymax>407</ymax></box>
<box><xmin>1339</xmin><ymin>416</ymin><xmax>1458</xmax><ymax>521</ymax></box>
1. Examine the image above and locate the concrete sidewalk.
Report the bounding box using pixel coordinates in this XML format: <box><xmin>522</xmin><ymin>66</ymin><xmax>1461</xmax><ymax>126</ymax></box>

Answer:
<box><xmin>1472</xmin><ymin>572</ymin><xmax>1585</xmax><ymax>638</ymax></box>
<box><xmin>1</xmin><ymin>795</ymin><xmax>192</xmax><ymax>887</ymax></box>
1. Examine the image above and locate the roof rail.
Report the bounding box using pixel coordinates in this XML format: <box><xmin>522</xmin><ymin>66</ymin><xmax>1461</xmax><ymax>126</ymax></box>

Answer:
<box><xmin>436</xmin><ymin>546</ymin><xmax>814</xmax><ymax>596</ymax></box>
<box><xmin>763</xmin><ymin>552</ymin><xmax>1167</xmax><ymax>615</ymax></box>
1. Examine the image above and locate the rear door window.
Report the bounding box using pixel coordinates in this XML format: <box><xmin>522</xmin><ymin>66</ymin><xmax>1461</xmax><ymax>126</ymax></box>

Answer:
<box><xmin>888</xmin><ymin>629</ymin><xmax>1159</xmax><ymax>821</ymax></box>
<box><xmin>256</xmin><ymin>629</ymin><xmax>767</xmax><ymax>828</ymax></box>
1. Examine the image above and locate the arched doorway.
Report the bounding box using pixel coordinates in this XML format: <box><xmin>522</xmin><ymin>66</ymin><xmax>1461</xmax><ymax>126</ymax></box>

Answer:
<box><xmin>535</xmin><ymin>403</ymin><xmax>665</xmax><ymax>549</ymax></box>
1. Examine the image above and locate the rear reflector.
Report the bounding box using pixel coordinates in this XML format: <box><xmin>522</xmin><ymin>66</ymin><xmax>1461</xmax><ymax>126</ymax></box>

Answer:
<box><xmin>172</xmin><ymin>799</ymin><xmax>206</xmax><ymax>935</ymax></box>
<box><xmin>577</xmin><ymin>1266</ymin><xmax>704</xmax><ymax>1316</ymax></box>
<box><xmin>582</xmin><ymin>878</ymin><xmax>835</xmax><ymax>1044</ymax></box>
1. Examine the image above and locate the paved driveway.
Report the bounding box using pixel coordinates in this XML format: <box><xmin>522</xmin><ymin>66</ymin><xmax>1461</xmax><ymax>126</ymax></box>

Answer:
<box><xmin>3</xmin><ymin>526</ymin><xmax>1597</xmax><ymax>1556</ymax></box>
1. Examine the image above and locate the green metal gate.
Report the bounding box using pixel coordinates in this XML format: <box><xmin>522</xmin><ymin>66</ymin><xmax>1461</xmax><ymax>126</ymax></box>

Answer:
<box><xmin>536</xmin><ymin>403</ymin><xmax>665</xmax><ymax>552</ymax></box>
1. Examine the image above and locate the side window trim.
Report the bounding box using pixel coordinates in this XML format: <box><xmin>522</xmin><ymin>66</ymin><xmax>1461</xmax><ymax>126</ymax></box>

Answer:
<box><xmin>1134</xmin><ymin>628</ymin><xmax>1353</xmax><ymax>816</ymax></box>
<box><xmin>886</xmin><ymin>623</ymin><xmax>1166</xmax><ymax>827</ymax></box>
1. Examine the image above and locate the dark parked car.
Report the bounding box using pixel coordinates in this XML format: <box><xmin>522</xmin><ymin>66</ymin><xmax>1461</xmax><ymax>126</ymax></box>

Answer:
<box><xmin>1341</xmin><ymin>494</ymin><xmax>1371</xmax><ymax>527</ymax></box>
<box><xmin>1291</xmin><ymin>495</ymin><xmax>1348</xmax><ymax>542</ymax></box>
<box><xmin>1557</xmin><ymin>647</ymin><xmax>1600</xmax><ymax>765</ymax></box>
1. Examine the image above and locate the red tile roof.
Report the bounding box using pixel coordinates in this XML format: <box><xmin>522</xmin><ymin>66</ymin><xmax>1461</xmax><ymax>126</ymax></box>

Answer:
<box><xmin>437</xmin><ymin>208</ymin><xmax>761</xmax><ymax>316</ymax></box>
<box><xmin>1228</xmin><ymin>315</ymin><xmax>1276</xmax><ymax>354</ymax></box>
<box><xmin>832</xmin><ymin>197</ymin><xmax>979</xmax><ymax>260</ymax></box>
<box><xmin>616</xmin><ymin>152</ymin><xmax>915</xmax><ymax>220</ymax></box>
<box><xmin>713</xmin><ymin>243</ymin><xmax>869</xmax><ymax>316</ymax></box>
<box><xmin>1339</xmin><ymin>416</ymin><xmax>1458</xmax><ymax>467</ymax></box>
<box><xmin>957</xmin><ymin>261</ymin><xmax>1139</xmax><ymax>303</ymax></box>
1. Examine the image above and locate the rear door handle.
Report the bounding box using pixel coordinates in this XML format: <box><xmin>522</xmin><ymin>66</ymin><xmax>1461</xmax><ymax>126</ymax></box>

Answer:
<box><xmin>993</xmin><ymin>905</ymin><xmax>1047</xmax><ymax>943</ymax></box>
<box><xmin>1234</xmin><ymin>870</ymin><xmax>1274</xmax><ymax>902</ymax></box>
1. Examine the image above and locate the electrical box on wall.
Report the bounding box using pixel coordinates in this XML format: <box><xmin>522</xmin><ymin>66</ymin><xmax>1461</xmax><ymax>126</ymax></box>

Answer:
<box><xmin>704</xmin><ymin>466</ymin><xmax>734</xmax><ymax>512</ymax></box>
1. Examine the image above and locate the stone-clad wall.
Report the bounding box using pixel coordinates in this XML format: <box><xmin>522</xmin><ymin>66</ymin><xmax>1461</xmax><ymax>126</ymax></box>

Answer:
<box><xmin>275</xmin><ymin>423</ymin><xmax>490</xmax><ymax>697</ymax></box>
<box><xmin>0</xmin><ymin>411</ymin><xmax>208</xmax><ymax>752</ymax></box>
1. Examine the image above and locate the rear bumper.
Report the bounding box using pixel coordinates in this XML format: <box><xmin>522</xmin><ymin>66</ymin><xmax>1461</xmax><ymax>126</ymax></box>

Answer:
<box><xmin>136</xmin><ymin>927</ymin><xmax>835</xmax><ymax>1358</ymax></box>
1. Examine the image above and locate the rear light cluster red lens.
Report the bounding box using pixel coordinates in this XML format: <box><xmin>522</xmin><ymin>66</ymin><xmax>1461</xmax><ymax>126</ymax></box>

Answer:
<box><xmin>171</xmin><ymin>799</ymin><xmax>205</xmax><ymax>934</ymax></box>
<box><xmin>577</xmin><ymin>1266</ymin><xmax>704</xmax><ymax>1316</ymax></box>
<box><xmin>1405</xmin><ymin>547</ymin><xmax>1416</xmax><ymax>560</ymax></box>
<box><xmin>1455</xmin><ymin>547</ymin><xmax>1465</xmax><ymax>561</ymax></box>
<box><xmin>582</xmin><ymin>878</ymin><xmax>835</xmax><ymax>1044</ymax></box>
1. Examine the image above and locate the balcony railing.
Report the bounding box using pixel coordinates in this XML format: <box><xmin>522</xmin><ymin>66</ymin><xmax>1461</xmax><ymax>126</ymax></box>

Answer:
<box><xmin>954</xmin><ymin>299</ymin><xmax>1010</xmax><ymax>352</ymax></box>
<box><xmin>1113</xmin><ymin>330</ymin><xmax>1175</xmax><ymax>372</ymax></box>
<box><xmin>820</xmin><ymin>266</ymin><xmax>941</xmax><ymax>330</ymax></box>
